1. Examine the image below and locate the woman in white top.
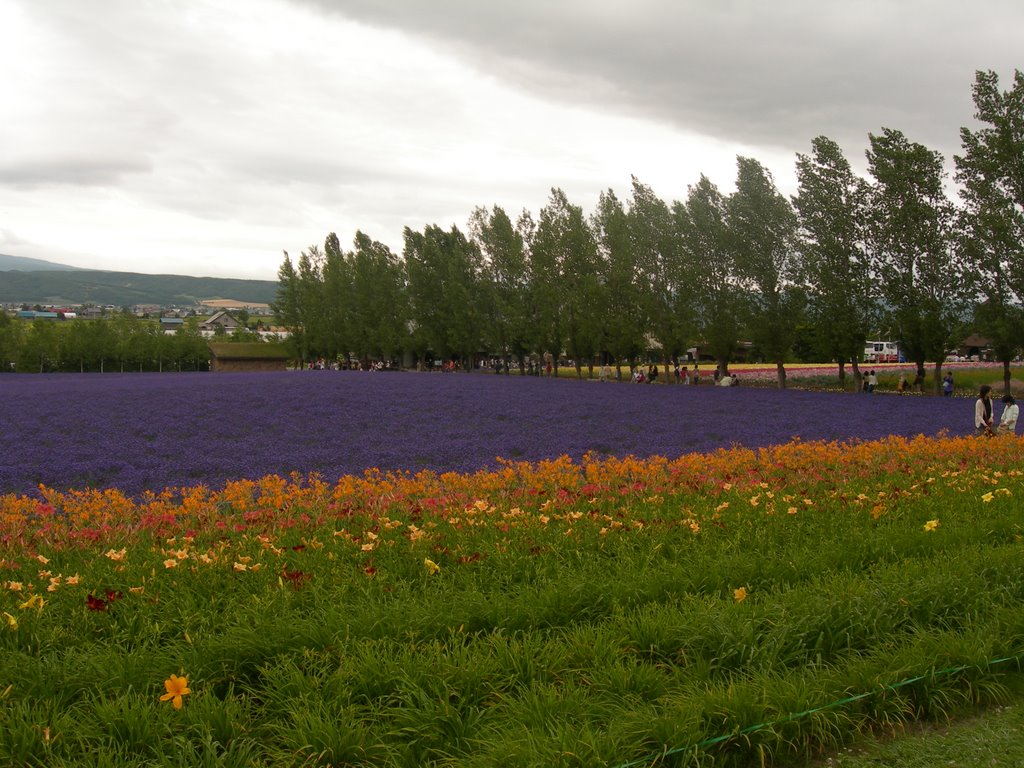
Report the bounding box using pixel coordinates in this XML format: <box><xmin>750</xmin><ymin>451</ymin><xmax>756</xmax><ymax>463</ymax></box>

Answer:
<box><xmin>975</xmin><ymin>385</ymin><xmax>994</xmax><ymax>436</ymax></box>
<box><xmin>997</xmin><ymin>394</ymin><xmax>1018</xmax><ymax>435</ymax></box>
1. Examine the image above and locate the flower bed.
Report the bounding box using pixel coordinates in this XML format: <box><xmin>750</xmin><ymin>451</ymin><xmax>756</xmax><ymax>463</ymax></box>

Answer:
<box><xmin>1</xmin><ymin>433</ymin><xmax>1023</xmax><ymax>765</ymax></box>
<box><xmin>0</xmin><ymin>370</ymin><xmax>976</xmax><ymax>498</ymax></box>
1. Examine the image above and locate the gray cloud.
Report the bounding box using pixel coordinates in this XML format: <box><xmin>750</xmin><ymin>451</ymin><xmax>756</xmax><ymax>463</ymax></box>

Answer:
<box><xmin>298</xmin><ymin>0</ymin><xmax>1022</xmax><ymax>164</ymax></box>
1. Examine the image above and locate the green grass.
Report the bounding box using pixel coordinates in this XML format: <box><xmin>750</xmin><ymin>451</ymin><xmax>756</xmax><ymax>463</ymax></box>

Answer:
<box><xmin>804</xmin><ymin>701</ymin><xmax>1024</xmax><ymax>767</ymax></box>
<box><xmin>2</xmin><ymin>436</ymin><xmax>1024</xmax><ymax>765</ymax></box>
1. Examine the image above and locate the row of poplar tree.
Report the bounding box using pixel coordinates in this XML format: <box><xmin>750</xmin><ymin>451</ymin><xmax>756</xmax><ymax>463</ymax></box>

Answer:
<box><xmin>0</xmin><ymin>314</ymin><xmax>216</xmax><ymax>373</ymax></box>
<box><xmin>273</xmin><ymin>70</ymin><xmax>1023</xmax><ymax>393</ymax></box>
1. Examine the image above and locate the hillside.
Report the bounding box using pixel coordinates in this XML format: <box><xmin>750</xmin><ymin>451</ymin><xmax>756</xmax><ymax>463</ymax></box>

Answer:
<box><xmin>0</xmin><ymin>269</ymin><xmax>278</xmax><ymax>306</ymax></box>
<box><xmin>0</xmin><ymin>253</ymin><xmax>85</xmax><ymax>272</ymax></box>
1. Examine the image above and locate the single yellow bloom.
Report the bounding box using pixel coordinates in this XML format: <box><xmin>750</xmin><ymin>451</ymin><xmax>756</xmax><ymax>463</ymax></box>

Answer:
<box><xmin>923</xmin><ymin>519</ymin><xmax>940</xmax><ymax>532</ymax></box>
<box><xmin>423</xmin><ymin>558</ymin><xmax>441</xmax><ymax>575</ymax></box>
<box><xmin>160</xmin><ymin>674</ymin><xmax>191</xmax><ymax>709</ymax></box>
<box><xmin>982</xmin><ymin>492</ymin><xmax>994</xmax><ymax>503</ymax></box>
<box><xmin>733</xmin><ymin>587</ymin><xmax>748</xmax><ymax>603</ymax></box>
<box><xmin>163</xmin><ymin>558</ymin><xmax>178</xmax><ymax>569</ymax></box>
<box><xmin>35</xmin><ymin>555</ymin><xmax>49</xmax><ymax>565</ymax></box>
<box><xmin>18</xmin><ymin>594</ymin><xmax>44</xmax><ymax>612</ymax></box>
<box><xmin>3</xmin><ymin>612</ymin><xmax>17</xmax><ymax>630</ymax></box>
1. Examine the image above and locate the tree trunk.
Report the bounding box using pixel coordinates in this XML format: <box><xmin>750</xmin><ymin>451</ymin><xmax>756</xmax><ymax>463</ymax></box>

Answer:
<box><xmin>914</xmin><ymin>361</ymin><xmax>926</xmax><ymax>392</ymax></box>
<box><xmin>775</xmin><ymin>360</ymin><xmax>787</xmax><ymax>389</ymax></box>
<box><xmin>1003</xmin><ymin>358</ymin><xmax>1013</xmax><ymax>397</ymax></box>
<box><xmin>836</xmin><ymin>359</ymin><xmax>846</xmax><ymax>385</ymax></box>
<box><xmin>932</xmin><ymin>360</ymin><xmax>944</xmax><ymax>396</ymax></box>
<box><xmin>850</xmin><ymin>361</ymin><xmax>863</xmax><ymax>393</ymax></box>
<box><xmin>717</xmin><ymin>358</ymin><xmax>729</xmax><ymax>379</ymax></box>
<box><xmin>575</xmin><ymin>361</ymin><xmax>582</xmax><ymax>379</ymax></box>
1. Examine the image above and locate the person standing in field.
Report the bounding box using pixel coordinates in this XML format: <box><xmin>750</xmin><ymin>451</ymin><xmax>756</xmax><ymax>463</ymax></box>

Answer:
<box><xmin>996</xmin><ymin>394</ymin><xmax>1018</xmax><ymax>435</ymax></box>
<box><xmin>975</xmin><ymin>385</ymin><xmax>995</xmax><ymax>436</ymax></box>
<box><xmin>943</xmin><ymin>372</ymin><xmax>954</xmax><ymax>397</ymax></box>
<box><xmin>867</xmin><ymin>370</ymin><xmax>878</xmax><ymax>393</ymax></box>
<box><xmin>897</xmin><ymin>373</ymin><xmax>908</xmax><ymax>394</ymax></box>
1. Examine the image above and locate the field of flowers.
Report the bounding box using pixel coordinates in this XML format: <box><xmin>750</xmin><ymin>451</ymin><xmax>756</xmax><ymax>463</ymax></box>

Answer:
<box><xmin>0</xmin><ymin>370</ymin><xmax>977</xmax><ymax>498</ymax></box>
<box><xmin>2</xmin><ymin>372</ymin><xmax>1023</xmax><ymax>767</ymax></box>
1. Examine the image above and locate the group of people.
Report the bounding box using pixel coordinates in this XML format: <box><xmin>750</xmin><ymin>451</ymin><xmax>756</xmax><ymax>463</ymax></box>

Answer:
<box><xmin>975</xmin><ymin>385</ymin><xmax>1018</xmax><ymax>436</ymax></box>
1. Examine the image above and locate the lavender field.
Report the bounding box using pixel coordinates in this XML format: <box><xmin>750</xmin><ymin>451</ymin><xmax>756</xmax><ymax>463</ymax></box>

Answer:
<box><xmin>0</xmin><ymin>370</ymin><xmax>973</xmax><ymax>497</ymax></box>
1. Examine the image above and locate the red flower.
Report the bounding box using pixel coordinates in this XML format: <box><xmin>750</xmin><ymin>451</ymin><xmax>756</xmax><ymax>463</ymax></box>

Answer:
<box><xmin>281</xmin><ymin>568</ymin><xmax>310</xmax><ymax>589</ymax></box>
<box><xmin>86</xmin><ymin>590</ymin><xmax>123</xmax><ymax>611</ymax></box>
<box><xmin>86</xmin><ymin>594</ymin><xmax>109</xmax><ymax>612</ymax></box>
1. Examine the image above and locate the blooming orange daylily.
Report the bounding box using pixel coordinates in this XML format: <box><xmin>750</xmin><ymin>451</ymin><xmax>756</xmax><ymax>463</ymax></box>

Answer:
<box><xmin>423</xmin><ymin>558</ymin><xmax>441</xmax><ymax>575</ymax></box>
<box><xmin>733</xmin><ymin>587</ymin><xmax>748</xmax><ymax>603</ymax></box>
<box><xmin>160</xmin><ymin>674</ymin><xmax>191</xmax><ymax>709</ymax></box>
<box><xmin>923</xmin><ymin>519</ymin><xmax>940</xmax><ymax>532</ymax></box>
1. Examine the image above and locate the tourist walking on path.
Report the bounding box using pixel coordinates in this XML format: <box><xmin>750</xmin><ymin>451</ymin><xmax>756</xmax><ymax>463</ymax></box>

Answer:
<box><xmin>996</xmin><ymin>394</ymin><xmax>1018</xmax><ymax>435</ymax></box>
<box><xmin>975</xmin><ymin>385</ymin><xmax>995</xmax><ymax>436</ymax></box>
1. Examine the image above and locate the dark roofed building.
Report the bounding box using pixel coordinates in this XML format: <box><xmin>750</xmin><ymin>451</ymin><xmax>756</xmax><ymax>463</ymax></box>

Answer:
<box><xmin>208</xmin><ymin>342</ymin><xmax>289</xmax><ymax>372</ymax></box>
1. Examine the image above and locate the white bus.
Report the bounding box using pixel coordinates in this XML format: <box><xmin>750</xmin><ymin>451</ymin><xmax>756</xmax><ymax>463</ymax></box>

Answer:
<box><xmin>864</xmin><ymin>341</ymin><xmax>900</xmax><ymax>363</ymax></box>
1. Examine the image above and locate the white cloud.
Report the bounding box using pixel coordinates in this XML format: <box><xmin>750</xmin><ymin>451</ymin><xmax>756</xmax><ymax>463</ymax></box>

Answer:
<box><xmin>1</xmin><ymin>0</ymin><xmax>1019</xmax><ymax>280</ymax></box>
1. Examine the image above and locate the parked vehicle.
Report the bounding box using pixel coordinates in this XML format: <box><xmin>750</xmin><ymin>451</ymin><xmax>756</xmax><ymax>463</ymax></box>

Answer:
<box><xmin>864</xmin><ymin>341</ymin><xmax>900</xmax><ymax>363</ymax></box>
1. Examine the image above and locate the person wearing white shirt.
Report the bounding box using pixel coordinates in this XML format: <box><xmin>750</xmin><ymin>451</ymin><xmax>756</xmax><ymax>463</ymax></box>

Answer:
<box><xmin>975</xmin><ymin>385</ymin><xmax>994</xmax><ymax>435</ymax></box>
<box><xmin>997</xmin><ymin>394</ymin><xmax>1018</xmax><ymax>435</ymax></box>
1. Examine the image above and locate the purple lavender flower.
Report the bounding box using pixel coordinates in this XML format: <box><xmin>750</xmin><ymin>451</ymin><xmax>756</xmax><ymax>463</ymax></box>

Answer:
<box><xmin>0</xmin><ymin>371</ymin><xmax>974</xmax><ymax>497</ymax></box>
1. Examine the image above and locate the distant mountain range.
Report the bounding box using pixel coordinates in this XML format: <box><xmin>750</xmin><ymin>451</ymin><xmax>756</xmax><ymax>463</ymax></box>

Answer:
<box><xmin>0</xmin><ymin>253</ymin><xmax>87</xmax><ymax>272</ymax></box>
<box><xmin>0</xmin><ymin>254</ymin><xmax>278</xmax><ymax>307</ymax></box>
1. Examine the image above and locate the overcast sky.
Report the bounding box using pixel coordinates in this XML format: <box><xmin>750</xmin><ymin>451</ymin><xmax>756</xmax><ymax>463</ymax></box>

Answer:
<box><xmin>1</xmin><ymin>1</ymin><xmax>1020</xmax><ymax>281</ymax></box>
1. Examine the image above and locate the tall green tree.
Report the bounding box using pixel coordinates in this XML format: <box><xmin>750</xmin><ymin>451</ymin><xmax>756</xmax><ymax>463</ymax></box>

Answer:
<box><xmin>955</xmin><ymin>69</ymin><xmax>1024</xmax><ymax>395</ymax></box>
<box><xmin>677</xmin><ymin>175</ymin><xmax>744</xmax><ymax>377</ymax></box>
<box><xmin>296</xmin><ymin>246</ymin><xmax>328</xmax><ymax>362</ymax></box>
<box><xmin>793</xmin><ymin>136</ymin><xmax>875</xmax><ymax>390</ymax></box>
<box><xmin>629</xmin><ymin>177</ymin><xmax>689</xmax><ymax>382</ymax></box>
<box><xmin>272</xmin><ymin>252</ymin><xmax>307</xmax><ymax>365</ymax></box>
<box><xmin>469</xmin><ymin>206</ymin><xmax>532</xmax><ymax>373</ymax></box>
<box><xmin>350</xmin><ymin>231</ymin><xmax>407</xmax><ymax>366</ymax></box>
<box><xmin>728</xmin><ymin>157</ymin><xmax>802</xmax><ymax>388</ymax></box>
<box><xmin>404</xmin><ymin>224</ymin><xmax>484</xmax><ymax>368</ymax></box>
<box><xmin>533</xmin><ymin>188</ymin><xmax>604</xmax><ymax>378</ymax></box>
<box><xmin>0</xmin><ymin>312</ymin><xmax>22</xmax><ymax>372</ymax></box>
<box><xmin>17</xmin><ymin>319</ymin><xmax>59</xmax><ymax>373</ymax></box>
<box><xmin>321</xmin><ymin>232</ymin><xmax>352</xmax><ymax>364</ymax></box>
<box><xmin>866</xmin><ymin>128</ymin><xmax>964</xmax><ymax>394</ymax></box>
<box><xmin>591</xmin><ymin>189</ymin><xmax>644</xmax><ymax>378</ymax></box>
